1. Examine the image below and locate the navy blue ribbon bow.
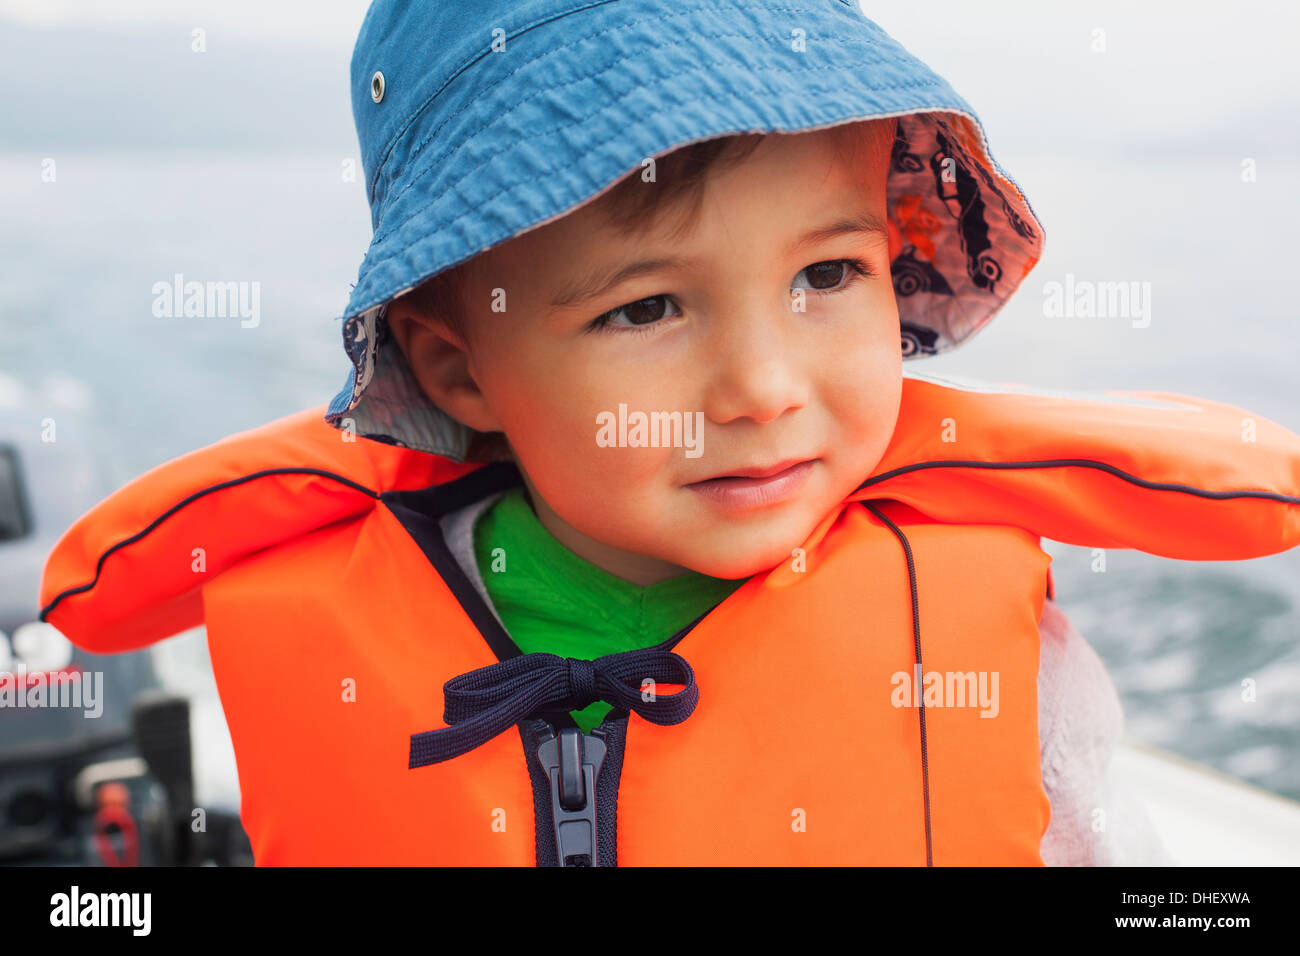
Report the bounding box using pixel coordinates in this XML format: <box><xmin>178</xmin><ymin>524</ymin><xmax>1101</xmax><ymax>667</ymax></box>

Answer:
<box><xmin>408</xmin><ymin>645</ymin><xmax>699</xmax><ymax>768</ymax></box>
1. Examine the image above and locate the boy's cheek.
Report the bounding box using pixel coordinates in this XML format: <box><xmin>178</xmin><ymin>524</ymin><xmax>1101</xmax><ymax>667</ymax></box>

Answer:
<box><xmin>833</xmin><ymin>366</ymin><xmax>903</xmax><ymax>475</ymax></box>
<box><xmin>528</xmin><ymin>431</ymin><xmax>682</xmax><ymax>498</ymax></box>
<box><xmin>825</xmin><ymin>336</ymin><xmax>902</xmax><ymax>412</ymax></box>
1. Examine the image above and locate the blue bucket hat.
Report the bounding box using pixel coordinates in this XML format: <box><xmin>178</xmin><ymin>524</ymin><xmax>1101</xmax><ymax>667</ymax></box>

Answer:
<box><xmin>326</xmin><ymin>0</ymin><xmax>1044</xmax><ymax>461</ymax></box>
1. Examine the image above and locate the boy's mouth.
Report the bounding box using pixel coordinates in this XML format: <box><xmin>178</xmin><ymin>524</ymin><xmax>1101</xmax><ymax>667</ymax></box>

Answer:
<box><xmin>684</xmin><ymin>457</ymin><xmax>819</xmax><ymax>511</ymax></box>
<box><xmin>690</xmin><ymin>457</ymin><xmax>816</xmax><ymax>482</ymax></box>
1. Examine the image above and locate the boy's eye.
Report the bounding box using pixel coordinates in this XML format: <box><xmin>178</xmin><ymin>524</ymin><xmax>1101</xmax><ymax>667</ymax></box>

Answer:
<box><xmin>792</xmin><ymin>259</ymin><xmax>871</xmax><ymax>292</ymax></box>
<box><xmin>592</xmin><ymin>294</ymin><xmax>682</xmax><ymax>331</ymax></box>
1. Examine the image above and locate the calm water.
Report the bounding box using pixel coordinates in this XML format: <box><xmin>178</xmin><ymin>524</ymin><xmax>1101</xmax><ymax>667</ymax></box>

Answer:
<box><xmin>2</xmin><ymin>148</ymin><xmax>1297</xmax><ymax>805</ymax></box>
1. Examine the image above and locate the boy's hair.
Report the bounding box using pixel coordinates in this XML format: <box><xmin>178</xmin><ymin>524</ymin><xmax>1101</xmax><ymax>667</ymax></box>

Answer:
<box><xmin>400</xmin><ymin>117</ymin><xmax>896</xmax><ymax>463</ymax></box>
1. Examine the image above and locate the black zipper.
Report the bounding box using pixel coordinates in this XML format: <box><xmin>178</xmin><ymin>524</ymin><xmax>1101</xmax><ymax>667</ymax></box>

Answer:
<box><xmin>518</xmin><ymin>712</ymin><xmax>627</xmax><ymax>866</ymax></box>
<box><xmin>519</xmin><ymin>602</ymin><xmax>717</xmax><ymax>867</ymax></box>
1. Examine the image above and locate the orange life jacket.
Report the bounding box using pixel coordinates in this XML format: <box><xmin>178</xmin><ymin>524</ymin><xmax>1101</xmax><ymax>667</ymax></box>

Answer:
<box><xmin>38</xmin><ymin>375</ymin><xmax>1300</xmax><ymax>865</ymax></box>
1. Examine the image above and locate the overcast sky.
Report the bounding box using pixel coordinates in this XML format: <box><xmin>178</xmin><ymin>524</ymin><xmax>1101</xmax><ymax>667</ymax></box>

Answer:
<box><xmin>1</xmin><ymin>0</ymin><xmax>1295</xmax><ymax>153</ymax></box>
<box><xmin>0</xmin><ymin>0</ymin><xmax>369</xmax><ymax>50</ymax></box>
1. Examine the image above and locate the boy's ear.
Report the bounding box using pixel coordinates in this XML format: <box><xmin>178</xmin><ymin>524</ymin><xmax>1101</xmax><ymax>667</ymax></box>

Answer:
<box><xmin>887</xmin><ymin>216</ymin><xmax>902</xmax><ymax>262</ymax></box>
<box><xmin>383</xmin><ymin>298</ymin><xmax>504</xmax><ymax>435</ymax></box>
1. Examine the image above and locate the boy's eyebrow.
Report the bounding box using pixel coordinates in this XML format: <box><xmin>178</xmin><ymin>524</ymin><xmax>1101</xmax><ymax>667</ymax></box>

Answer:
<box><xmin>549</xmin><ymin>212</ymin><xmax>890</xmax><ymax>310</ymax></box>
<box><xmin>791</xmin><ymin>212</ymin><xmax>890</xmax><ymax>252</ymax></box>
<box><xmin>550</xmin><ymin>256</ymin><xmax>692</xmax><ymax>310</ymax></box>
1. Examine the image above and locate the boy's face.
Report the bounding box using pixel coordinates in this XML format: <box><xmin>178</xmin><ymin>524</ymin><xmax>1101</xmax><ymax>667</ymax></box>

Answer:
<box><xmin>392</xmin><ymin>125</ymin><xmax>902</xmax><ymax>585</ymax></box>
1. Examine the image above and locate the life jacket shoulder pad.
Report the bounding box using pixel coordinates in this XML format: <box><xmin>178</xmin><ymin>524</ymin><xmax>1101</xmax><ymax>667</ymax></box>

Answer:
<box><xmin>38</xmin><ymin>405</ymin><xmax>476</xmax><ymax>651</ymax></box>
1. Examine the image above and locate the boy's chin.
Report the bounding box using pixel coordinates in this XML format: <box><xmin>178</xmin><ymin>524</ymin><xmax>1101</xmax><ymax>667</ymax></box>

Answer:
<box><xmin>674</xmin><ymin>531</ymin><xmax>810</xmax><ymax>580</ymax></box>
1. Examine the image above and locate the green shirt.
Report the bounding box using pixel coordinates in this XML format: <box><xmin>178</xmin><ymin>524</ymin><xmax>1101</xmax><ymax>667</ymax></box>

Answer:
<box><xmin>473</xmin><ymin>486</ymin><xmax>747</xmax><ymax>732</ymax></box>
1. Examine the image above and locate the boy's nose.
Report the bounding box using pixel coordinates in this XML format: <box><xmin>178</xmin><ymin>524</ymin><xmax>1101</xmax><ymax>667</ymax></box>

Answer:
<box><xmin>701</xmin><ymin>315</ymin><xmax>807</xmax><ymax>425</ymax></box>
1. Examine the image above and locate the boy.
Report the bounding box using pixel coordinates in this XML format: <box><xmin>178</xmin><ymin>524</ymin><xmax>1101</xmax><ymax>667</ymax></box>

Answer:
<box><xmin>39</xmin><ymin>0</ymin><xmax>1300</xmax><ymax>864</ymax></box>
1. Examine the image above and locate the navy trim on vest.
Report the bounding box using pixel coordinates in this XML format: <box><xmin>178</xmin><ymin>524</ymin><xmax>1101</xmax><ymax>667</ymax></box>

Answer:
<box><xmin>865</xmin><ymin>502</ymin><xmax>934</xmax><ymax>867</ymax></box>
<box><xmin>857</xmin><ymin>458</ymin><xmax>1300</xmax><ymax>504</ymax></box>
<box><xmin>381</xmin><ymin>459</ymin><xmax>528</xmax><ymax>666</ymax></box>
<box><xmin>40</xmin><ymin>467</ymin><xmax>379</xmax><ymax>621</ymax></box>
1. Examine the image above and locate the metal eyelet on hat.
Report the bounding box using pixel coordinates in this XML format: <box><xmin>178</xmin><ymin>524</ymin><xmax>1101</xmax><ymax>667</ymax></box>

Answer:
<box><xmin>371</xmin><ymin>71</ymin><xmax>385</xmax><ymax>103</ymax></box>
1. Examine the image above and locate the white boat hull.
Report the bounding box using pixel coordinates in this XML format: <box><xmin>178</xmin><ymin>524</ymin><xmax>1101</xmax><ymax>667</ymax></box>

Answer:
<box><xmin>1113</xmin><ymin>737</ymin><xmax>1300</xmax><ymax>866</ymax></box>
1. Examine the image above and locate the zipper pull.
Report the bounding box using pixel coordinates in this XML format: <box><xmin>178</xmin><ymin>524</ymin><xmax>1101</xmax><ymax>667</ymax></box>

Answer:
<box><xmin>535</xmin><ymin>726</ymin><xmax>607</xmax><ymax>866</ymax></box>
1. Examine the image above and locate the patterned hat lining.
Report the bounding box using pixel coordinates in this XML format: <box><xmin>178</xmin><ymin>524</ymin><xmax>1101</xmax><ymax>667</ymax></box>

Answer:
<box><xmin>326</xmin><ymin>109</ymin><xmax>1042</xmax><ymax>460</ymax></box>
<box><xmin>889</xmin><ymin>111</ymin><xmax>1041</xmax><ymax>357</ymax></box>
